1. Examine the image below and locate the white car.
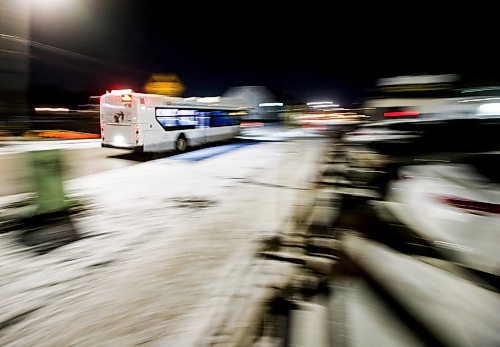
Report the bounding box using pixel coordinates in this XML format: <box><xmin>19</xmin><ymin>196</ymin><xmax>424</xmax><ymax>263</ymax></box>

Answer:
<box><xmin>344</xmin><ymin>119</ymin><xmax>419</xmax><ymax>144</ymax></box>
<box><xmin>382</xmin><ymin>162</ymin><xmax>500</xmax><ymax>276</ymax></box>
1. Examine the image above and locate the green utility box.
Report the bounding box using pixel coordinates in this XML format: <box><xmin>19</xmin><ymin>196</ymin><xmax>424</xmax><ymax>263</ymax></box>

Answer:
<box><xmin>29</xmin><ymin>149</ymin><xmax>69</xmax><ymax>215</ymax></box>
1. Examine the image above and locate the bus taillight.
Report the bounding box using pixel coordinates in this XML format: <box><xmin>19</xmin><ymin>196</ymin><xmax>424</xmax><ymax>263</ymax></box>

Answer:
<box><xmin>100</xmin><ymin>116</ymin><xmax>104</xmax><ymax>139</ymax></box>
<box><xmin>134</xmin><ymin>124</ymin><xmax>140</xmax><ymax>144</ymax></box>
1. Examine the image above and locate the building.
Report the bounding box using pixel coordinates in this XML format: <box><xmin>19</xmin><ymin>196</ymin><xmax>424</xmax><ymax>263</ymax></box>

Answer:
<box><xmin>223</xmin><ymin>86</ymin><xmax>280</xmax><ymax>122</ymax></box>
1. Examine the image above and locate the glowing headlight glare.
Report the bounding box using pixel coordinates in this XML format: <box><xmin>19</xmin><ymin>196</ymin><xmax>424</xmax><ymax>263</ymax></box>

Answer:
<box><xmin>259</xmin><ymin>102</ymin><xmax>284</xmax><ymax>107</ymax></box>
<box><xmin>477</xmin><ymin>103</ymin><xmax>500</xmax><ymax>115</ymax></box>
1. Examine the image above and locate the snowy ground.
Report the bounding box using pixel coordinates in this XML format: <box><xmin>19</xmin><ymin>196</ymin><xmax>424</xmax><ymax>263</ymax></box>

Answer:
<box><xmin>239</xmin><ymin>124</ymin><xmax>324</xmax><ymax>141</ymax></box>
<box><xmin>0</xmin><ymin>139</ymin><xmax>101</xmax><ymax>155</ymax></box>
<box><xmin>0</xmin><ymin>139</ymin><xmax>325</xmax><ymax>346</ymax></box>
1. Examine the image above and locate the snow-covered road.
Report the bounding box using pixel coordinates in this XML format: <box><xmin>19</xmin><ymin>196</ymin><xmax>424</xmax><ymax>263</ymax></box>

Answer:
<box><xmin>0</xmin><ymin>139</ymin><xmax>325</xmax><ymax>346</ymax></box>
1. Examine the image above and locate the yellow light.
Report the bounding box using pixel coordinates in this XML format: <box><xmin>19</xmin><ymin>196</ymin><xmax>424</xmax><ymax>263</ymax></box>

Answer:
<box><xmin>144</xmin><ymin>82</ymin><xmax>185</xmax><ymax>96</ymax></box>
<box><xmin>121</xmin><ymin>94</ymin><xmax>132</xmax><ymax>102</ymax></box>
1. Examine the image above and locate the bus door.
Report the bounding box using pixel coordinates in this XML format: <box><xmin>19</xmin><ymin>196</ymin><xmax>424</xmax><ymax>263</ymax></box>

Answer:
<box><xmin>101</xmin><ymin>93</ymin><xmax>137</xmax><ymax>148</ymax></box>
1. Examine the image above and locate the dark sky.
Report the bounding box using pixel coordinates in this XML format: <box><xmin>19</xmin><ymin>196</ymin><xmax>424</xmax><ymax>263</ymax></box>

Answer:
<box><xmin>30</xmin><ymin>1</ymin><xmax>500</xmax><ymax>105</ymax></box>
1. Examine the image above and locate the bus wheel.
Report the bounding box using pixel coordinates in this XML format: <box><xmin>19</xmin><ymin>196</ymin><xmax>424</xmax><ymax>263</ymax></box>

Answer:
<box><xmin>175</xmin><ymin>135</ymin><xmax>188</xmax><ymax>152</ymax></box>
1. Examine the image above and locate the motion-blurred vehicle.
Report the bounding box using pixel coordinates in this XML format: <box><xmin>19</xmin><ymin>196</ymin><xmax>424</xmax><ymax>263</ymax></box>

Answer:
<box><xmin>361</xmin><ymin>74</ymin><xmax>459</xmax><ymax>121</ymax></box>
<box><xmin>100</xmin><ymin>89</ymin><xmax>249</xmax><ymax>153</ymax></box>
<box><xmin>382</xmin><ymin>158</ymin><xmax>500</xmax><ymax>276</ymax></box>
<box><xmin>355</xmin><ymin>74</ymin><xmax>500</xmax><ymax>154</ymax></box>
<box><xmin>344</xmin><ymin>119</ymin><xmax>419</xmax><ymax>146</ymax></box>
<box><xmin>345</xmin><ymin>110</ymin><xmax>500</xmax><ymax>157</ymax></box>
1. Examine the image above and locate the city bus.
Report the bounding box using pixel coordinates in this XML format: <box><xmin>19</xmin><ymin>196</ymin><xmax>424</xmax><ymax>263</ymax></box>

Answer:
<box><xmin>100</xmin><ymin>89</ymin><xmax>249</xmax><ymax>153</ymax></box>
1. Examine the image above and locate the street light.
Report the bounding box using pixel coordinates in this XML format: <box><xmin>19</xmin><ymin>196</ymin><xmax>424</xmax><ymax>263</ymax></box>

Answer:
<box><xmin>0</xmin><ymin>1</ymin><xmax>31</xmax><ymax>133</ymax></box>
<box><xmin>311</xmin><ymin>104</ymin><xmax>340</xmax><ymax>108</ymax></box>
<box><xmin>307</xmin><ymin>101</ymin><xmax>335</xmax><ymax>106</ymax></box>
<box><xmin>259</xmin><ymin>102</ymin><xmax>284</xmax><ymax>107</ymax></box>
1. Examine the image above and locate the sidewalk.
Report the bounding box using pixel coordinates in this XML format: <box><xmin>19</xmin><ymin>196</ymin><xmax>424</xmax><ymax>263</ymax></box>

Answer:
<box><xmin>0</xmin><ymin>138</ymin><xmax>101</xmax><ymax>154</ymax></box>
<box><xmin>239</xmin><ymin>123</ymin><xmax>324</xmax><ymax>141</ymax></box>
<box><xmin>0</xmin><ymin>130</ymin><xmax>100</xmax><ymax>145</ymax></box>
<box><xmin>0</xmin><ymin>139</ymin><xmax>325</xmax><ymax>346</ymax></box>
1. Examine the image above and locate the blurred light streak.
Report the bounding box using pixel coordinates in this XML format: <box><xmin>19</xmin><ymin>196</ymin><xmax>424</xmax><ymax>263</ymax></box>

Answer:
<box><xmin>459</xmin><ymin>97</ymin><xmax>500</xmax><ymax>103</ymax></box>
<box><xmin>384</xmin><ymin>111</ymin><xmax>420</xmax><ymax>117</ymax></box>
<box><xmin>307</xmin><ymin>101</ymin><xmax>334</xmax><ymax>106</ymax></box>
<box><xmin>477</xmin><ymin>103</ymin><xmax>500</xmax><ymax>115</ymax></box>
<box><xmin>35</xmin><ymin>107</ymin><xmax>69</xmax><ymax>112</ymax></box>
<box><xmin>311</xmin><ymin>104</ymin><xmax>340</xmax><ymax>108</ymax></box>
<box><xmin>259</xmin><ymin>102</ymin><xmax>283</xmax><ymax>107</ymax></box>
<box><xmin>461</xmin><ymin>87</ymin><xmax>500</xmax><ymax>93</ymax></box>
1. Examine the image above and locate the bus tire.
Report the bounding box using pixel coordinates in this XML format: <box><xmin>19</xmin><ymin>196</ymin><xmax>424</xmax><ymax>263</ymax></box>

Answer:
<box><xmin>175</xmin><ymin>134</ymin><xmax>188</xmax><ymax>152</ymax></box>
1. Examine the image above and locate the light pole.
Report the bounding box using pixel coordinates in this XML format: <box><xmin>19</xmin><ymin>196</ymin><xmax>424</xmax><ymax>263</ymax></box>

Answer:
<box><xmin>0</xmin><ymin>0</ymin><xmax>31</xmax><ymax>134</ymax></box>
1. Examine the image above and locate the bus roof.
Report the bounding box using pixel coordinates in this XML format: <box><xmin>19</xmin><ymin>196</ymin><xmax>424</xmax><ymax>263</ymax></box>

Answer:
<box><xmin>105</xmin><ymin>90</ymin><xmax>251</xmax><ymax>110</ymax></box>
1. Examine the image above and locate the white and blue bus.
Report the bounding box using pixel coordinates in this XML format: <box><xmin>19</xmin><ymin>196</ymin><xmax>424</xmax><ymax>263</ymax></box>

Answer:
<box><xmin>100</xmin><ymin>89</ymin><xmax>249</xmax><ymax>152</ymax></box>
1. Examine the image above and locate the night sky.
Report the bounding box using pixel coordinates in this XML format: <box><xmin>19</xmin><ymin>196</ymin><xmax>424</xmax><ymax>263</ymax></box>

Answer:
<box><xmin>30</xmin><ymin>1</ymin><xmax>500</xmax><ymax>106</ymax></box>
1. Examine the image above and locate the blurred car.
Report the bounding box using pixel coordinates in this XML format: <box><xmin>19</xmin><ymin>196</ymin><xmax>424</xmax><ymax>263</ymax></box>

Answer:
<box><xmin>382</xmin><ymin>160</ymin><xmax>500</xmax><ymax>276</ymax></box>
<box><xmin>345</xmin><ymin>114</ymin><xmax>500</xmax><ymax>157</ymax></box>
<box><xmin>344</xmin><ymin>119</ymin><xmax>419</xmax><ymax>145</ymax></box>
<box><xmin>353</xmin><ymin>79</ymin><xmax>500</xmax><ymax>155</ymax></box>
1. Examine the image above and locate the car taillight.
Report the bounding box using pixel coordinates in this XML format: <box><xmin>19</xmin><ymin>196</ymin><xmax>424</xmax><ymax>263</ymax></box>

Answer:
<box><xmin>384</xmin><ymin>111</ymin><xmax>420</xmax><ymax>117</ymax></box>
<box><xmin>434</xmin><ymin>195</ymin><xmax>500</xmax><ymax>215</ymax></box>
